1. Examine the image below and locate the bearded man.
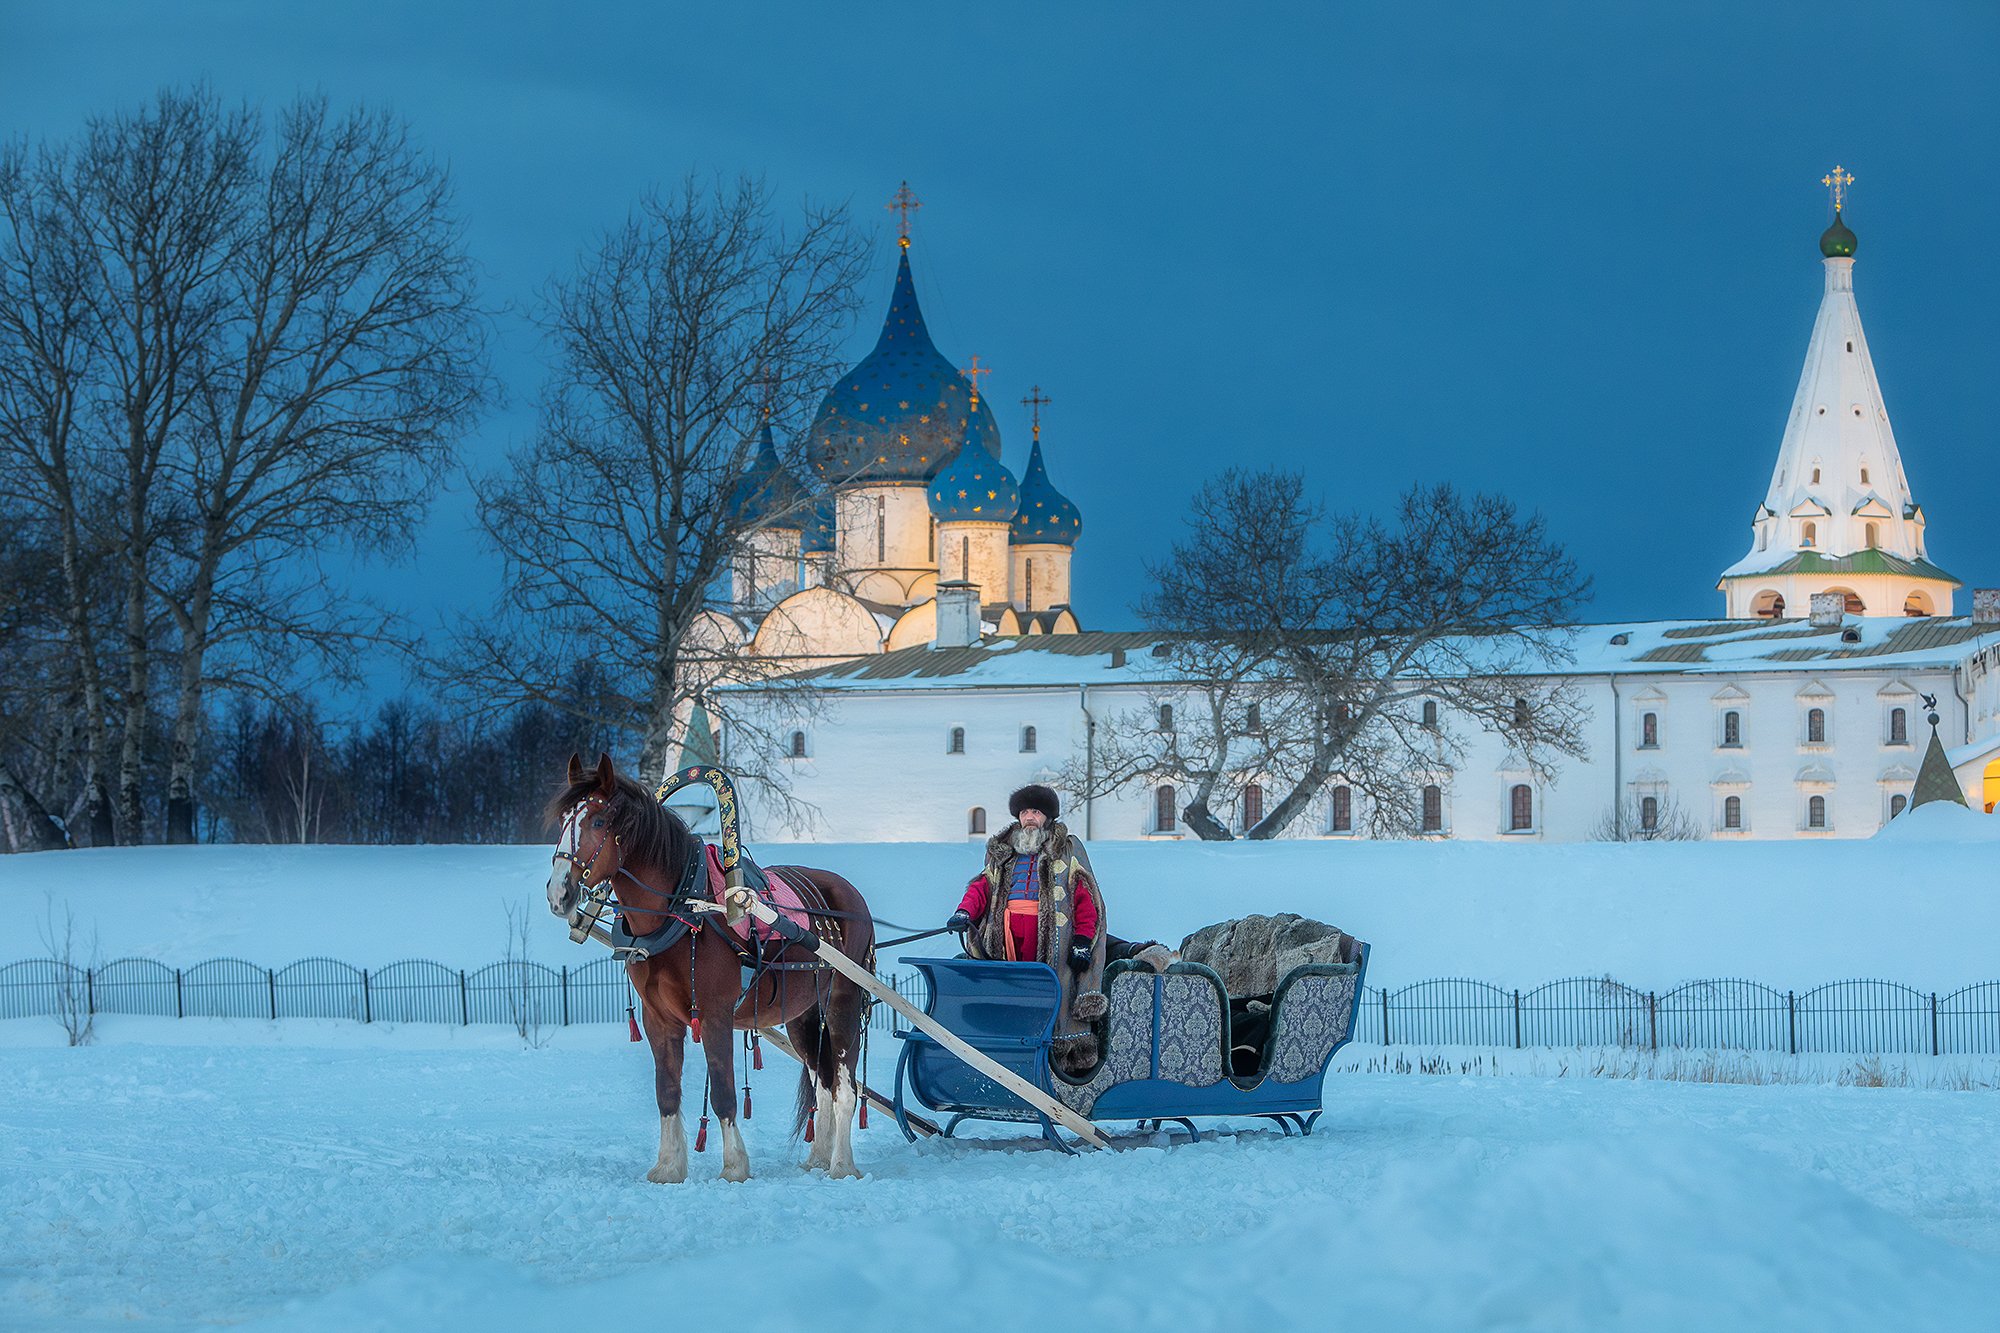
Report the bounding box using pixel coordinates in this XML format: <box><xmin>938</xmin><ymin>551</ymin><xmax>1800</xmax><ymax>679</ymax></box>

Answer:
<box><xmin>945</xmin><ymin>783</ymin><xmax>1108</xmax><ymax>1073</ymax></box>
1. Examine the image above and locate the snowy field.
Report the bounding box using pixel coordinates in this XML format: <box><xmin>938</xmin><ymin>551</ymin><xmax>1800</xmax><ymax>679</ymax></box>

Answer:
<box><xmin>4</xmin><ymin>801</ymin><xmax>1997</xmax><ymax>989</ymax></box>
<box><xmin>5</xmin><ymin>805</ymin><xmax>2000</xmax><ymax>1329</ymax></box>
<box><xmin>6</xmin><ymin>1016</ymin><xmax>2000</xmax><ymax>1331</ymax></box>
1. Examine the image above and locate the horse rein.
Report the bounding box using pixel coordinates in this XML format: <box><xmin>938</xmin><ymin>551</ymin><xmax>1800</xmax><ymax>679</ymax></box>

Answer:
<box><xmin>557</xmin><ymin>796</ymin><xmax>707</xmax><ymax>938</ymax></box>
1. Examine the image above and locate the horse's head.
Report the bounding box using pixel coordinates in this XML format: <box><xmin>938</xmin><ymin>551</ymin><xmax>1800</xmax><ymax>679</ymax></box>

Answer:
<box><xmin>547</xmin><ymin>752</ymin><xmax>624</xmax><ymax>922</ymax></box>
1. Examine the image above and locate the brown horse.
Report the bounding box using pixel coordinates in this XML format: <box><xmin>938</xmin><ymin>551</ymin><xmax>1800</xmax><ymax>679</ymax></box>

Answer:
<box><xmin>545</xmin><ymin>753</ymin><xmax>875</xmax><ymax>1182</ymax></box>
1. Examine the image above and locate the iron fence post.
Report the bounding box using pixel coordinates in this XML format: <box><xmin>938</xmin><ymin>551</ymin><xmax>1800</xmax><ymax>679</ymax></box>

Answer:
<box><xmin>267</xmin><ymin>969</ymin><xmax>277</xmax><ymax>1020</ymax></box>
<box><xmin>1787</xmin><ymin>991</ymin><xmax>1797</xmax><ymax>1055</ymax></box>
<box><xmin>174</xmin><ymin>968</ymin><xmax>183</xmax><ymax>1019</ymax></box>
<box><xmin>1930</xmin><ymin>992</ymin><xmax>1939</xmax><ymax>1057</ymax></box>
<box><xmin>1512</xmin><ymin>990</ymin><xmax>1522</xmax><ymax>1049</ymax></box>
<box><xmin>1648</xmin><ymin>992</ymin><xmax>1658</xmax><ymax>1051</ymax></box>
<box><xmin>1380</xmin><ymin>989</ymin><xmax>1390</xmax><ymax>1046</ymax></box>
<box><xmin>86</xmin><ymin>967</ymin><xmax>95</xmax><ymax>1015</ymax></box>
<box><xmin>459</xmin><ymin>970</ymin><xmax>469</xmax><ymax>1025</ymax></box>
<box><xmin>561</xmin><ymin>966</ymin><xmax>570</xmax><ymax>1027</ymax></box>
<box><xmin>362</xmin><ymin>970</ymin><xmax>372</xmax><ymax>1025</ymax></box>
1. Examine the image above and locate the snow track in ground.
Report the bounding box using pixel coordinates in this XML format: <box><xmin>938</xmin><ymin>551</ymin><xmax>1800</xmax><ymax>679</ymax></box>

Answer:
<box><xmin>4</xmin><ymin>1018</ymin><xmax>2000</xmax><ymax>1330</ymax></box>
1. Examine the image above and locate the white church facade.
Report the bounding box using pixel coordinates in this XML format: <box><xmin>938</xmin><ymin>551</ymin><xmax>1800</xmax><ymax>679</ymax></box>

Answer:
<box><xmin>716</xmin><ymin>185</ymin><xmax>2000</xmax><ymax>841</ymax></box>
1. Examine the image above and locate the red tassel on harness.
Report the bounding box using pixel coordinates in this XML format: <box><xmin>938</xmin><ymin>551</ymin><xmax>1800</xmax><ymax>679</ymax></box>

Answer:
<box><xmin>804</xmin><ymin>1110</ymin><xmax>814</xmax><ymax>1144</ymax></box>
<box><xmin>695</xmin><ymin>1115</ymin><xmax>709</xmax><ymax>1153</ymax></box>
<box><xmin>690</xmin><ymin>1011</ymin><xmax>703</xmax><ymax>1043</ymax></box>
<box><xmin>742</xmin><ymin>1085</ymin><xmax>753</xmax><ymax>1119</ymax></box>
<box><xmin>626</xmin><ymin>1003</ymin><xmax>642</xmax><ymax>1042</ymax></box>
<box><xmin>751</xmin><ymin>1035</ymin><xmax>763</xmax><ymax>1070</ymax></box>
<box><xmin>859</xmin><ymin>1099</ymin><xmax>869</xmax><ymax>1130</ymax></box>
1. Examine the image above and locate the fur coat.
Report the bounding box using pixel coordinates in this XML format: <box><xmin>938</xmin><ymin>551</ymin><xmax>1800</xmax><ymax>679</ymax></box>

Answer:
<box><xmin>966</xmin><ymin>819</ymin><xmax>1108</xmax><ymax>1073</ymax></box>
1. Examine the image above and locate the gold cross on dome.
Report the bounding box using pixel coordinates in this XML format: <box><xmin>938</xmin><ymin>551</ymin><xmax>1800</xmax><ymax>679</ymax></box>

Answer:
<box><xmin>1822</xmin><ymin>165</ymin><xmax>1856</xmax><ymax>213</ymax></box>
<box><xmin>887</xmin><ymin>181</ymin><xmax>922</xmax><ymax>247</ymax></box>
<box><xmin>962</xmin><ymin>354</ymin><xmax>992</xmax><ymax>406</ymax></box>
<box><xmin>1021</xmin><ymin>385</ymin><xmax>1052</xmax><ymax>442</ymax></box>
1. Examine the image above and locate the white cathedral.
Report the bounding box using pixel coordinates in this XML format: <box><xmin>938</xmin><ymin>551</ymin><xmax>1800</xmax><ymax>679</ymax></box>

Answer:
<box><xmin>716</xmin><ymin>181</ymin><xmax>2000</xmax><ymax>842</ymax></box>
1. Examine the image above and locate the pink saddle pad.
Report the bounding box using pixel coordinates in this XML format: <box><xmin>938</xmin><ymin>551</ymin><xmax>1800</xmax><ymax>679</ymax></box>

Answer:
<box><xmin>703</xmin><ymin>845</ymin><xmax>813</xmax><ymax>945</ymax></box>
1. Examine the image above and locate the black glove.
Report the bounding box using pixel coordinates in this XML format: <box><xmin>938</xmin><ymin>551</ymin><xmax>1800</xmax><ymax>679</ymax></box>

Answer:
<box><xmin>1068</xmin><ymin>935</ymin><xmax>1094</xmax><ymax>972</ymax></box>
<box><xmin>946</xmin><ymin>909</ymin><xmax>973</xmax><ymax>934</ymax></box>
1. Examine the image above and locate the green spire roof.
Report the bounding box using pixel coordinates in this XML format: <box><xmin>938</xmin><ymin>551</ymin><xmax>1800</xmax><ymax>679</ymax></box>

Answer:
<box><xmin>1911</xmin><ymin>711</ymin><xmax>1968</xmax><ymax>810</ymax></box>
<box><xmin>676</xmin><ymin>697</ymin><xmax>720</xmax><ymax>770</ymax></box>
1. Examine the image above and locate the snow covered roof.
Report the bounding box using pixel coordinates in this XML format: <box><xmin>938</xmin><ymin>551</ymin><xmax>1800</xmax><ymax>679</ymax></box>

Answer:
<box><xmin>733</xmin><ymin>617</ymin><xmax>2000</xmax><ymax>693</ymax></box>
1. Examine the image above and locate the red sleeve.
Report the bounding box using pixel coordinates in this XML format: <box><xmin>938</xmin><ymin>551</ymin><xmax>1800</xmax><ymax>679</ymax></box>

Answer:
<box><xmin>957</xmin><ymin>875</ymin><xmax>991</xmax><ymax>921</ymax></box>
<box><xmin>1072</xmin><ymin>874</ymin><xmax>1099</xmax><ymax>939</ymax></box>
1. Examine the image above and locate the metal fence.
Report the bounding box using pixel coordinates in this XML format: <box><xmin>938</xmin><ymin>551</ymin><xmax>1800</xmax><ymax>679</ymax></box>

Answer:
<box><xmin>6</xmin><ymin>958</ymin><xmax>1998</xmax><ymax>1057</ymax></box>
<box><xmin>0</xmin><ymin>954</ymin><xmax>925</xmax><ymax>1037</ymax></box>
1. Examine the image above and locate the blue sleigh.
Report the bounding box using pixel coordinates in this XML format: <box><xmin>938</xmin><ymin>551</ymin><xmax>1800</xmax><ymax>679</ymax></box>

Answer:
<box><xmin>891</xmin><ymin>939</ymin><xmax>1369</xmax><ymax>1148</ymax></box>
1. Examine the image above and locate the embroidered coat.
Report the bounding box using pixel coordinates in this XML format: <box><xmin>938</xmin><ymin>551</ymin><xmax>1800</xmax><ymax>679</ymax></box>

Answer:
<box><xmin>962</xmin><ymin>820</ymin><xmax>1108</xmax><ymax>1073</ymax></box>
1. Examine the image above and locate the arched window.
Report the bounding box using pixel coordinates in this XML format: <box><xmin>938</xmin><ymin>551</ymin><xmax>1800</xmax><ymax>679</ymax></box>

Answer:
<box><xmin>1512</xmin><ymin>697</ymin><xmax>1530</xmax><ymax>728</ymax></box>
<box><xmin>1154</xmin><ymin>785</ymin><xmax>1177</xmax><ymax>833</ymax></box>
<box><xmin>1860</xmin><ymin>466</ymin><xmax>1870</xmax><ymax>483</ymax></box>
<box><xmin>1640</xmin><ymin>795</ymin><xmax>1659</xmax><ymax>832</ymax></box>
<box><xmin>968</xmin><ymin>807</ymin><xmax>986</xmax><ymax>835</ymax></box>
<box><xmin>1723</xmin><ymin>795</ymin><xmax>1742</xmax><ymax>830</ymax></box>
<box><xmin>928</xmin><ymin>517</ymin><xmax>936</xmax><ymax>562</ymax></box>
<box><xmin>1421</xmin><ymin>784</ymin><xmax>1442</xmax><ymax>833</ymax></box>
<box><xmin>1810</xmin><ymin>466</ymin><xmax>1821</xmax><ymax>484</ymax></box>
<box><xmin>1865</xmin><ymin>522</ymin><xmax>1880</xmax><ymax>549</ymax></box>
<box><xmin>1242</xmin><ymin>783</ymin><xmax>1264</xmax><ymax>831</ymax></box>
<box><xmin>1641</xmin><ymin>712</ymin><xmax>1659</xmax><ymax>748</ymax></box>
<box><xmin>1802</xmin><ymin>521</ymin><xmax>1817</xmax><ymax>547</ymax></box>
<box><xmin>1753</xmin><ymin>590</ymin><xmax>1786</xmax><ymax>619</ymax></box>
<box><xmin>789</xmin><ymin>730</ymin><xmax>807</xmax><ymax>758</ymax></box>
<box><xmin>1330</xmin><ymin>785</ymin><xmax>1352</xmax><ymax>833</ymax></box>
<box><xmin>1158</xmin><ymin>703</ymin><xmax>1174</xmax><ymax>731</ymax></box>
<box><xmin>1807</xmin><ymin>708</ymin><xmax>1826</xmax><ymax>744</ymax></box>
<box><xmin>1904</xmin><ymin>591</ymin><xmax>1933</xmax><ymax>617</ymax></box>
<box><xmin>958</xmin><ymin>536</ymin><xmax>970</xmax><ymax>581</ymax></box>
<box><xmin>1808</xmin><ymin>795</ymin><xmax>1827</xmax><ymax>829</ymax></box>
<box><xmin>1422</xmin><ymin>700</ymin><xmax>1439</xmax><ymax>727</ymax></box>
<box><xmin>1245</xmin><ymin>702</ymin><xmax>1262</xmax><ymax>731</ymax></box>
<box><xmin>876</xmin><ymin>496</ymin><xmax>887</xmax><ymax>563</ymax></box>
<box><xmin>1020</xmin><ymin>725</ymin><xmax>1037</xmax><ymax>753</ymax></box>
<box><xmin>1024</xmin><ymin>557</ymin><xmax>1035</xmax><ymax>611</ymax></box>
<box><xmin>1722</xmin><ymin>711</ymin><xmax>1741</xmax><ymax>747</ymax></box>
<box><xmin>947</xmin><ymin>727</ymin><xmax>966</xmax><ymax>755</ymax></box>
<box><xmin>1509</xmin><ymin>784</ymin><xmax>1533</xmax><ymax>831</ymax></box>
<box><xmin>1889</xmin><ymin>708</ymin><xmax>1907</xmax><ymax>745</ymax></box>
<box><xmin>1842</xmin><ymin>591</ymin><xmax>1864</xmax><ymax>614</ymax></box>
<box><xmin>1889</xmin><ymin>794</ymin><xmax>1908</xmax><ymax>819</ymax></box>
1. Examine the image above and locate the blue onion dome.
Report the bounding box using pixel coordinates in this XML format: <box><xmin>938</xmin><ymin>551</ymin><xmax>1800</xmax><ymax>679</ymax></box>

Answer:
<box><xmin>927</xmin><ymin>429</ymin><xmax>1019</xmax><ymax>523</ymax></box>
<box><xmin>799</xmin><ymin>491</ymin><xmax>837</xmax><ymax>554</ymax></box>
<box><xmin>1820</xmin><ymin>209</ymin><xmax>1857</xmax><ymax>258</ymax></box>
<box><xmin>806</xmin><ymin>245</ymin><xmax>1002</xmax><ymax>484</ymax></box>
<box><xmin>727</xmin><ymin>423</ymin><xmax>807</xmax><ymax>527</ymax></box>
<box><xmin>1010</xmin><ymin>436</ymin><xmax>1082</xmax><ymax>546</ymax></box>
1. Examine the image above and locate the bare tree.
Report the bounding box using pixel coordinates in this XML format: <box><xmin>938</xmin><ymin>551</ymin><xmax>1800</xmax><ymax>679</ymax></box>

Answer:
<box><xmin>151</xmin><ymin>95</ymin><xmax>489</xmax><ymax>843</ymax></box>
<box><xmin>1590</xmin><ymin>790</ymin><xmax>1706</xmax><ymax>842</ymax></box>
<box><xmin>1066</xmin><ymin>472</ymin><xmax>1592</xmax><ymax>839</ymax></box>
<box><xmin>460</xmin><ymin>176</ymin><xmax>867</xmax><ymax>789</ymax></box>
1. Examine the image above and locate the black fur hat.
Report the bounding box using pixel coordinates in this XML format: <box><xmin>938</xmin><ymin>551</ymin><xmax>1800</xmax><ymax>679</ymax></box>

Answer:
<box><xmin>1008</xmin><ymin>783</ymin><xmax>1061</xmax><ymax>822</ymax></box>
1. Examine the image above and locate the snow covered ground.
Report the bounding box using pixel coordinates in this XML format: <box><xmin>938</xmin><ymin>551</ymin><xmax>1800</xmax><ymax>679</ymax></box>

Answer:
<box><xmin>5</xmin><ymin>1015</ymin><xmax>2000</xmax><ymax>1331</ymax></box>
<box><xmin>4</xmin><ymin>801</ymin><xmax>1997</xmax><ymax>989</ymax></box>
<box><xmin>5</xmin><ymin>810</ymin><xmax>1999</xmax><ymax>1328</ymax></box>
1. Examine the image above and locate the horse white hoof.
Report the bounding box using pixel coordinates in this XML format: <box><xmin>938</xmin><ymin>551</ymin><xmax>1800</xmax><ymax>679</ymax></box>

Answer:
<box><xmin>828</xmin><ymin>1162</ymin><xmax>863</xmax><ymax>1181</ymax></box>
<box><xmin>646</xmin><ymin>1162</ymin><xmax>687</xmax><ymax>1184</ymax></box>
<box><xmin>721</xmin><ymin>1161</ymin><xmax>751</xmax><ymax>1183</ymax></box>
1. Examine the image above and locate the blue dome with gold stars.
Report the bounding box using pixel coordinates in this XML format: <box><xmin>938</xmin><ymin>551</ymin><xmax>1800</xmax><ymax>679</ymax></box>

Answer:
<box><xmin>1010</xmin><ymin>437</ymin><xmax>1082</xmax><ymax>546</ymax></box>
<box><xmin>927</xmin><ymin>411</ymin><xmax>1019</xmax><ymax>523</ymax></box>
<box><xmin>807</xmin><ymin>245</ymin><xmax>1001</xmax><ymax>485</ymax></box>
<box><xmin>726</xmin><ymin>423</ymin><xmax>808</xmax><ymax>527</ymax></box>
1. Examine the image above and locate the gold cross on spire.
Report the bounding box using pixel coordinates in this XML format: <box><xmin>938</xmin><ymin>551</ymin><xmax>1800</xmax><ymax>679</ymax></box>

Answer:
<box><xmin>1021</xmin><ymin>385</ymin><xmax>1052</xmax><ymax>442</ymax></box>
<box><xmin>1822</xmin><ymin>164</ymin><xmax>1856</xmax><ymax>213</ymax></box>
<box><xmin>887</xmin><ymin>181</ymin><xmax>922</xmax><ymax>248</ymax></box>
<box><xmin>962</xmin><ymin>354</ymin><xmax>991</xmax><ymax>407</ymax></box>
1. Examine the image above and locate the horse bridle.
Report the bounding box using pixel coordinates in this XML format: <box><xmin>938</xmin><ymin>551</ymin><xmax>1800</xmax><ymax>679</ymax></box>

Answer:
<box><xmin>556</xmin><ymin>795</ymin><xmax>708</xmax><ymax>946</ymax></box>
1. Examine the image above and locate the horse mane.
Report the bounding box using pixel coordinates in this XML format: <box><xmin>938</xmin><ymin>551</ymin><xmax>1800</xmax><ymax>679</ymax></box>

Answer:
<box><xmin>547</xmin><ymin>771</ymin><xmax>695</xmax><ymax>875</ymax></box>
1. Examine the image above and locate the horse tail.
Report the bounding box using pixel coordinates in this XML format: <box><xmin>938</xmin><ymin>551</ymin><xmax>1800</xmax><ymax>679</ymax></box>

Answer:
<box><xmin>792</xmin><ymin>1016</ymin><xmax>823</xmax><ymax>1140</ymax></box>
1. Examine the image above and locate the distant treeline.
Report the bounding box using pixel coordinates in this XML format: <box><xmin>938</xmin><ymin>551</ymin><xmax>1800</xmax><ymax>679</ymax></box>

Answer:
<box><xmin>198</xmin><ymin>694</ymin><xmax>619</xmax><ymax>847</ymax></box>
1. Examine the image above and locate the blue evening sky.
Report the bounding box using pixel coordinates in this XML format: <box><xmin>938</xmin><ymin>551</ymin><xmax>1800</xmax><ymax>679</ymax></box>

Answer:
<box><xmin>4</xmin><ymin>2</ymin><xmax>1996</xmax><ymax>664</ymax></box>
